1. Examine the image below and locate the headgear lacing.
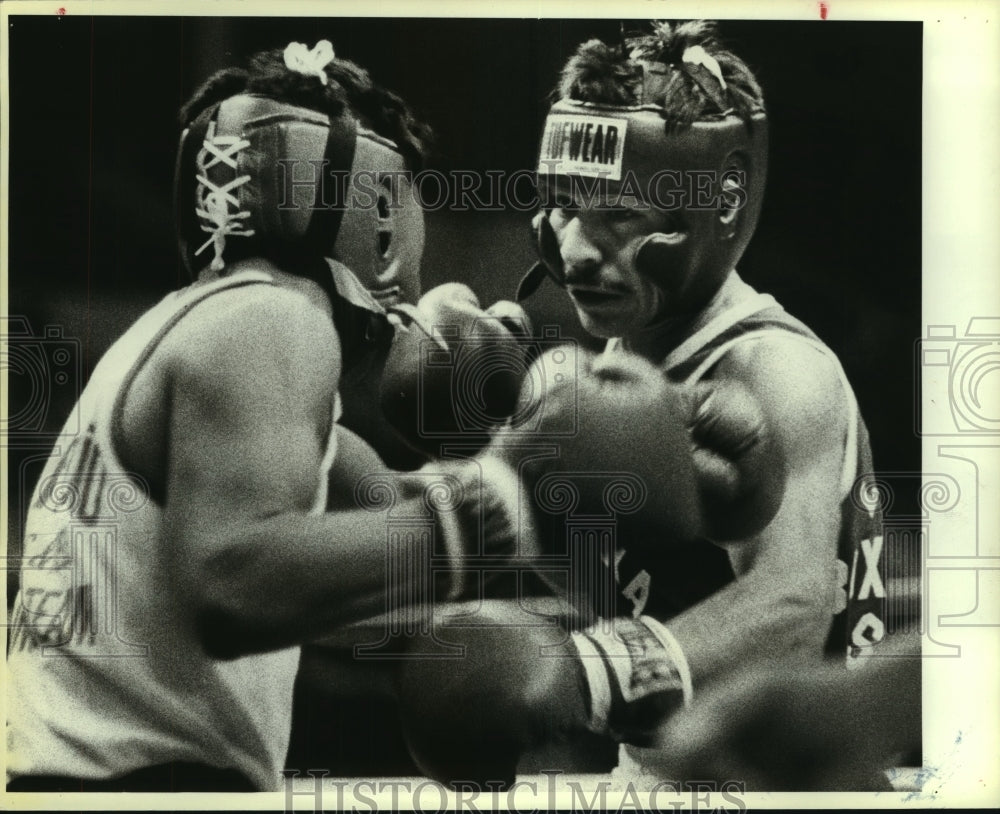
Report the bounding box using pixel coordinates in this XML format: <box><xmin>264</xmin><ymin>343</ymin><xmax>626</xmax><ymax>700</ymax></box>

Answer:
<box><xmin>194</xmin><ymin>120</ymin><xmax>255</xmax><ymax>271</ymax></box>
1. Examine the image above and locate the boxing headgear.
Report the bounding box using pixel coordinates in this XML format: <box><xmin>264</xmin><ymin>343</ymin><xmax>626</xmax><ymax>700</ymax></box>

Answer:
<box><xmin>175</xmin><ymin>94</ymin><xmax>423</xmax><ymax>305</ymax></box>
<box><xmin>519</xmin><ymin>62</ymin><xmax>768</xmax><ymax>309</ymax></box>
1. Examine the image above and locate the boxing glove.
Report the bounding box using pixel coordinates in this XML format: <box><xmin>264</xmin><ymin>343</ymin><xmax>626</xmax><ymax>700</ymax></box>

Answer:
<box><xmin>397</xmin><ymin>599</ymin><xmax>692</xmax><ymax>788</ymax></box>
<box><xmin>390</xmin><ymin>455</ymin><xmax>541</xmax><ymax>604</ymax></box>
<box><xmin>396</xmin><ymin>598</ymin><xmax>589</xmax><ymax>788</ymax></box>
<box><xmin>687</xmin><ymin>375</ymin><xmax>788</xmax><ymax>542</ymax></box>
<box><xmin>491</xmin><ymin>347</ymin><xmax>787</xmax><ymax>546</ymax></box>
<box><xmin>491</xmin><ymin>349</ymin><xmax>704</xmax><ymax>546</ymax></box>
<box><xmin>379</xmin><ymin>283</ymin><xmax>534</xmax><ymax>458</ymax></box>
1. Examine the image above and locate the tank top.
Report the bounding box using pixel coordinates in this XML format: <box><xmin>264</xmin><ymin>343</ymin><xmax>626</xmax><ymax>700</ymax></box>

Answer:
<box><xmin>607</xmin><ymin>276</ymin><xmax>888</xmax><ymax>783</ymax></box>
<box><xmin>602</xmin><ymin>277</ymin><xmax>886</xmax><ymax>663</ymax></box>
<box><xmin>7</xmin><ymin>271</ymin><xmax>340</xmax><ymax>790</ymax></box>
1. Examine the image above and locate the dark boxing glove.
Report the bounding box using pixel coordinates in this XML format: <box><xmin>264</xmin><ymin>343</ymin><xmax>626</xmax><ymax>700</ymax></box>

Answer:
<box><xmin>687</xmin><ymin>376</ymin><xmax>788</xmax><ymax>542</ymax></box>
<box><xmin>380</xmin><ymin>283</ymin><xmax>534</xmax><ymax>458</ymax></box>
<box><xmin>396</xmin><ymin>598</ymin><xmax>587</xmax><ymax>789</ymax></box>
<box><xmin>491</xmin><ymin>349</ymin><xmax>702</xmax><ymax>547</ymax></box>
<box><xmin>492</xmin><ymin>347</ymin><xmax>787</xmax><ymax>546</ymax></box>
<box><xmin>397</xmin><ymin>599</ymin><xmax>693</xmax><ymax>789</ymax></box>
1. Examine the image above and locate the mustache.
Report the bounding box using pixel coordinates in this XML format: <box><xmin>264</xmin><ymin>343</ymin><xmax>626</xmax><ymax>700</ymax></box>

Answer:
<box><xmin>563</xmin><ymin>263</ymin><xmax>631</xmax><ymax>292</ymax></box>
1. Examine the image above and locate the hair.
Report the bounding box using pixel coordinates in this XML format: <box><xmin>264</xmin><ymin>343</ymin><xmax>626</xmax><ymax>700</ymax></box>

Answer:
<box><xmin>178</xmin><ymin>47</ymin><xmax>433</xmax><ymax>171</ymax></box>
<box><xmin>558</xmin><ymin>20</ymin><xmax>765</xmax><ymax>130</ymax></box>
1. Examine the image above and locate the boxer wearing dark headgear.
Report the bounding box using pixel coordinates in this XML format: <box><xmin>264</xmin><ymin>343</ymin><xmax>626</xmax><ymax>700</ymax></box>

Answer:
<box><xmin>395</xmin><ymin>21</ymin><xmax>888</xmax><ymax>789</ymax></box>
<box><xmin>534</xmin><ymin>15</ymin><xmax>884</xmax><ymax>663</ymax></box>
<box><xmin>6</xmin><ymin>40</ymin><xmax>532</xmax><ymax>793</ymax></box>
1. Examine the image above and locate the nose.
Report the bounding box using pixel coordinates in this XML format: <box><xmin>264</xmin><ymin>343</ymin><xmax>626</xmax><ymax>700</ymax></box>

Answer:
<box><xmin>558</xmin><ymin>216</ymin><xmax>603</xmax><ymax>284</ymax></box>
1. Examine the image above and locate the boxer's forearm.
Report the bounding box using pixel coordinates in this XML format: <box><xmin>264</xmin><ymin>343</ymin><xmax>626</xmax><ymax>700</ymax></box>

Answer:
<box><xmin>668</xmin><ymin>367</ymin><xmax>848</xmax><ymax>685</ymax></box>
<box><xmin>663</xmin><ymin>565</ymin><xmax>833</xmax><ymax>686</ymax></box>
<box><xmin>193</xmin><ymin>503</ymin><xmax>433</xmax><ymax>658</ymax></box>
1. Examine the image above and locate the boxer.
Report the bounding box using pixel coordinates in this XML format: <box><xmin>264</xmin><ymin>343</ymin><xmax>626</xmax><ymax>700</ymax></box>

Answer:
<box><xmin>394</xmin><ymin>20</ymin><xmax>889</xmax><ymax>788</ymax></box>
<box><xmin>6</xmin><ymin>40</ymin><xmax>528</xmax><ymax>793</ymax></box>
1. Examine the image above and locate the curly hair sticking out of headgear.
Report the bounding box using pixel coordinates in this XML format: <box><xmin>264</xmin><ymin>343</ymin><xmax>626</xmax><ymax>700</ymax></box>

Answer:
<box><xmin>559</xmin><ymin>20</ymin><xmax>765</xmax><ymax>131</ymax></box>
<box><xmin>179</xmin><ymin>45</ymin><xmax>433</xmax><ymax>172</ymax></box>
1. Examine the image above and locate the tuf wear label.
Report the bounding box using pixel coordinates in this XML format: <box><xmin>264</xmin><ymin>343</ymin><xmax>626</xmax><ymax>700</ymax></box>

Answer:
<box><xmin>538</xmin><ymin>114</ymin><xmax>627</xmax><ymax>181</ymax></box>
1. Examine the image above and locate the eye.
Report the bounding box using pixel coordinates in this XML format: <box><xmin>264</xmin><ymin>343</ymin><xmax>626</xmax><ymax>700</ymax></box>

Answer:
<box><xmin>607</xmin><ymin>208</ymin><xmax>641</xmax><ymax>223</ymax></box>
<box><xmin>659</xmin><ymin>212</ymin><xmax>683</xmax><ymax>234</ymax></box>
<box><xmin>552</xmin><ymin>194</ymin><xmax>579</xmax><ymax>215</ymax></box>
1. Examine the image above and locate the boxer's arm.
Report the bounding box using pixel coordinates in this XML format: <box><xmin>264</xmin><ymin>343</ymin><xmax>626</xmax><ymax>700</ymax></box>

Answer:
<box><xmin>162</xmin><ymin>287</ymin><xmax>428</xmax><ymax>657</ymax></box>
<box><xmin>653</xmin><ymin>634</ymin><xmax>921</xmax><ymax>790</ymax></box>
<box><xmin>394</xmin><ymin>344</ymin><xmax>850</xmax><ymax>781</ymax></box>
<box><xmin>664</xmin><ymin>338</ymin><xmax>848</xmax><ymax>684</ymax></box>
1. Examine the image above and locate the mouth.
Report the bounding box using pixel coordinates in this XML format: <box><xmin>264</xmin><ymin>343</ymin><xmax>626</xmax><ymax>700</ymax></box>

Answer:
<box><xmin>567</xmin><ymin>286</ymin><xmax>630</xmax><ymax>311</ymax></box>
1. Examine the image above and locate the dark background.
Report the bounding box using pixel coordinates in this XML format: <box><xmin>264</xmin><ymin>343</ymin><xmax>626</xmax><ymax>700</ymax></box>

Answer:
<box><xmin>6</xmin><ymin>15</ymin><xmax>922</xmax><ymax>513</ymax></box>
<box><xmin>5</xmin><ymin>15</ymin><xmax>922</xmax><ymax>770</ymax></box>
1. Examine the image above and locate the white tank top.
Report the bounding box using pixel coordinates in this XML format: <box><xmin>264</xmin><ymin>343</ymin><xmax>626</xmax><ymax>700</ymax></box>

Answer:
<box><xmin>6</xmin><ymin>272</ymin><xmax>339</xmax><ymax>790</ymax></box>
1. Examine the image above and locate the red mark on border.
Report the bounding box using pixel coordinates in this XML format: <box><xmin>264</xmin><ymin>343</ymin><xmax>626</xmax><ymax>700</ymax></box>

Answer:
<box><xmin>57</xmin><ymin>6</ymin><xmax>66</xmax><ymax>13</ymax></box>
<box><xmin>819</xmin><ymin>2</ymin><xmax>829</xmax><ymax>19</ymax></box>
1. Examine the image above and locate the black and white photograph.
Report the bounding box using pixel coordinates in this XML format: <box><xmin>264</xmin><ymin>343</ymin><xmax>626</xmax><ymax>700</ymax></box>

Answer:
<box><xmin>2</xmin><ymin>1</ymin><xmax>997</xmax><ymax>809</ymax></box>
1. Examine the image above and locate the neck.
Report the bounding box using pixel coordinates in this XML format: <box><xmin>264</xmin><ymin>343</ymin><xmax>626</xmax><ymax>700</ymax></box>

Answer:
<box><xmin>620</xmin><ymin>314</ymin><xmax>694</xmax><ymax>363</ymax></box>
<box><xmin>620</xmin><ymin>271</ymin><xmax>748</xmax><ymax>363</ymax></box>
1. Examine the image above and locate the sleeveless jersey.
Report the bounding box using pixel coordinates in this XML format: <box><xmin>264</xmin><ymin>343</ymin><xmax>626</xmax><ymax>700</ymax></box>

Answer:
<box><xmin>603</xmin><ymin>278</ymin><xmax>887</xmax><ymax>667</ymax></box>
<box><xmin>6</xmin><ymin>271</ymin><xmax>340</xmax><ymax>790</ymax></box>
<box><xmin>607</xmin><ymin>276</ymin><xmax>888</xmax><ymax>786</ymax></box>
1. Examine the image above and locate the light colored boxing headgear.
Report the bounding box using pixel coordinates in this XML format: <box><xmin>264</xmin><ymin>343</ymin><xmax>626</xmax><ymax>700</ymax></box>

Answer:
<box><xmin>519</xmin><ymin>45</ymin><xmax>768</xmax><ymax>308</ymax></box>
<box><xmin>175</xmin><ymin>54</ymin><xmax>423</xmax><ymax>306</ymax></box>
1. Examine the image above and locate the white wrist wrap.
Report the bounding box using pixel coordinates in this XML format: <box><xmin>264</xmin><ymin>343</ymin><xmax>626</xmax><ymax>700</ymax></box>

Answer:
<box><xmin>638</xmin><ymin>614</ymin><xmax>693</xmax><ymax>708</ymax></box>
<box><xmin>570</xmin><ymin>615</ymin><xmax>692</xmax><ymax>739</ymax></box>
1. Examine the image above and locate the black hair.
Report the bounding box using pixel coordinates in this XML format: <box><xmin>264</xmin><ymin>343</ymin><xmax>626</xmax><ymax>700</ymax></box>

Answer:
<box><xmin>559</xmin><ymin>20</ymin><xmax>765</xmax><ymax>130</ymax></box>
<box><xmin>179</xmin><ymin>47</ymin><xmax>432</xmax><ymax>171</ymax></box>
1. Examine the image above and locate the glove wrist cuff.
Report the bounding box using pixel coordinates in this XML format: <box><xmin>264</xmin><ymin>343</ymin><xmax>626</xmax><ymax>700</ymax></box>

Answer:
<box><xmin>571</xmin><ymin>615</ymin><xmax>692</xmax><ymax>742</ymax></box>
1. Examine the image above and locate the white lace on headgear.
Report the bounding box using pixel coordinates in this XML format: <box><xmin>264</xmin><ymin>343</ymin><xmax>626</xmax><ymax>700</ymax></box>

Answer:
<box><xmin>682</xmin><ymin>45</ymin><xmax>727</xmax><ymax>90</ymax></box>
<box><xmin>194</xmin><ymin>120</ymin><xmax>255</xmax><ymax>272</ymax></box>
<box><xmin>283</xmin><ymin>40</ymin><xmax>335</xmax><ymax>84</ymax></box>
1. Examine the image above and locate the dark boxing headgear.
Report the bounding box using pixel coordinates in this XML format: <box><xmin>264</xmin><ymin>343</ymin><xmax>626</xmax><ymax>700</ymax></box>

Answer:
<box><xmin>520</xmin><ymin>22</ymin><xmax>768</xmax><ymax>307</ymax></box>
<box><xmin>175</xmin><ymin>41</ymin><xmax>424</xmax><ymax>306</ymax></box>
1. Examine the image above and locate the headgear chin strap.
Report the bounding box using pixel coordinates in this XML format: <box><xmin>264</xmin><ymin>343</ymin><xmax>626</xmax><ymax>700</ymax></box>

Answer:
<box><xmin>517</xmin><ymin>217</ymin><xmax>692</xmax><ymax>302</ymax></box>
<box><xmin>517</xmin><ymin>212</ymin><xmax>563</xmax><ymax>301</ymax></box>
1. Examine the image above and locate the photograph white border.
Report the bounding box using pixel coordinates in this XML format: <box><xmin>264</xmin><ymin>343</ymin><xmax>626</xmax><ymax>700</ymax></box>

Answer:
<box><xmin>2</xmin><ymin>0</ymin><xmax>997</xmax><ymax>809</ymax></box>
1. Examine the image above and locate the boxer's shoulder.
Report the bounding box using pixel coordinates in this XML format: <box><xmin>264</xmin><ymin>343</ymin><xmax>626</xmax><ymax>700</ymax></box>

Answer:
<box><xmin>707</xmin><ymin>335</ymin><xmax>847</xmax><ymax>458</ymax></box>
<box><xmin>162</xmin><ymin>281</ymin><xmax>339</xmax><ymax>381</ymax></box>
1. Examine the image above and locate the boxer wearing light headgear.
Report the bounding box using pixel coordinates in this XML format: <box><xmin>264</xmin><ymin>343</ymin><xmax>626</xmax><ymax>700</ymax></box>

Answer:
<box><xmin>394</xmin><ymin>21</ymin><xmax>890</xmax><ymax>790</ymax></box>
<box><xmin>6</xmin><ymin>40</ymin><xmax>536</xmax><ymax>793</ymax></box>
<box><xmin>175</xmin><ymin>42</ymin><xmax>429</xmax><ymax>305</ymax></box>
<box><xmin>173</xmin><ymin>41</ymin><xmax>535</xmax><ymax>469</ymax></box>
